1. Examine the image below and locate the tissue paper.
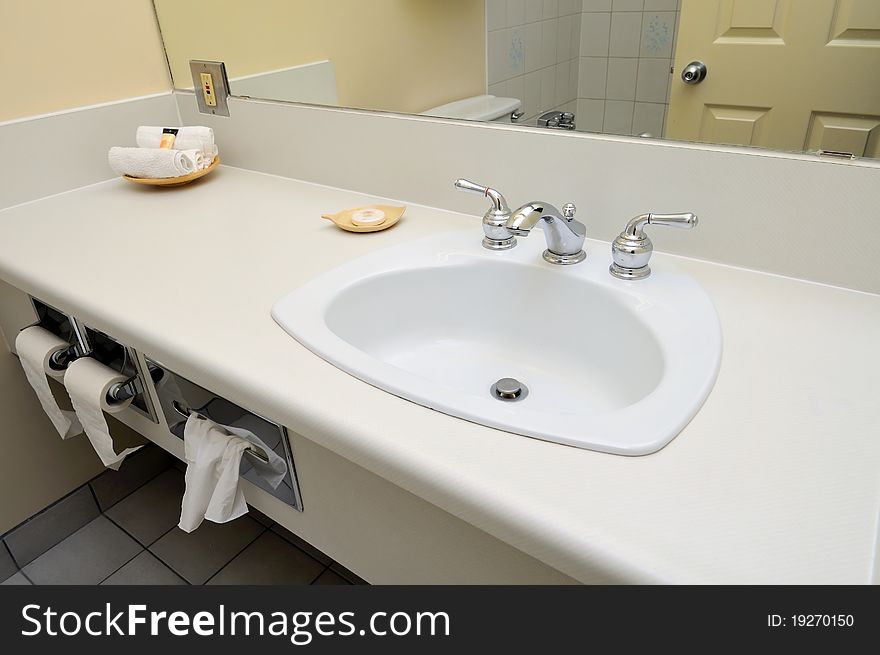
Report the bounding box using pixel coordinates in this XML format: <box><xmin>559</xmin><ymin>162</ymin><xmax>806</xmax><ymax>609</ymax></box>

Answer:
<box><xmin>14</xmin><ymin>326</ymin><xmax>82</xmax><ymax>439</ymax></box>
<box><xmin>179</xmin><ymin>414</ymin><xmax>288</xmax><ymax>532</ymax></box>
<box><xmin>64</xmin><ymin>357</ymin><xmax>142</xmax><ymax>470</ymax></box>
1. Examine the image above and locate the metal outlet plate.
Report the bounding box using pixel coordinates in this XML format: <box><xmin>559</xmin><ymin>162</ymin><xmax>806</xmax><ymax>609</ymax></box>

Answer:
<box><xmin>189</xmin><ymin>60</ymin><xmax>230</xmax><ymax>116</ymax></box>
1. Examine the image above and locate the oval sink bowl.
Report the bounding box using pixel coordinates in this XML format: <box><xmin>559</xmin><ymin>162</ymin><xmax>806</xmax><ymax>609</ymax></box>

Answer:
<box><xmin>273</xmin><ymin>230</ymin><xmax>721</xmax><ymax>455</ymax></box>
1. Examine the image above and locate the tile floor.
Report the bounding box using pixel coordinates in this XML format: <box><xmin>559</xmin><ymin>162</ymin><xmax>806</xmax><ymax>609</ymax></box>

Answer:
<box><xmin>1</xmin><ymin>447</ymin><xmax>365</xmax><ymax>586</ymax></box>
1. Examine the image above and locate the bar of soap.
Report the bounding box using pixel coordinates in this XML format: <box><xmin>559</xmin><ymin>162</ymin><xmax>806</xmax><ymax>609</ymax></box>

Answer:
<box><xmin>321</xmin><ymin>205</ymin><xmax>405</xmax><ymax>233</ymax></box>
<box><xmin>351</xmin><ymin>208</ymin><xmax>386</xmax><ymax>226</ymax></box>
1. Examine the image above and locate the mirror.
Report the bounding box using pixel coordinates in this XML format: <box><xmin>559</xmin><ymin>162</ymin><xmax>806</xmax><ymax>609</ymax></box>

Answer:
<box><xmin>153</xmin><ymin>0</ymin><xmax>880</xmax><ymax>160</ymax></box>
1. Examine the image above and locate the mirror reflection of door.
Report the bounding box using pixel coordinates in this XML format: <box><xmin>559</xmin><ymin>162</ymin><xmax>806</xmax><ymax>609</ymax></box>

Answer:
<box><xmin>667</xmin><ymin>0</ymin><xmax>880</xmax><ymax>157</ymax></box>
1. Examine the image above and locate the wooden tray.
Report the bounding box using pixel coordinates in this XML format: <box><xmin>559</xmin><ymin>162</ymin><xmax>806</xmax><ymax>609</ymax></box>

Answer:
<box><xmin>123</xmin><ymin>156</ymin><xmax>220</xmax><ymax>186</ymax></box>
<box><xmin>322</xmin><ymin>205</ymin><xmax>405</xmax><ymax>233</ymax></box>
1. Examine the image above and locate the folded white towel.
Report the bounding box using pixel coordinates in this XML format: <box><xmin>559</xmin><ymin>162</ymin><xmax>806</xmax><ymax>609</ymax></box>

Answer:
<box><xmin>136</xmin><ymin>126</ymin><xmax>216</xmax><ymax>160</ymax></box>
<box><xmin>108</xmin><ymin>146</ymin><xmax>203</xmax><ymax>178</ymax></box>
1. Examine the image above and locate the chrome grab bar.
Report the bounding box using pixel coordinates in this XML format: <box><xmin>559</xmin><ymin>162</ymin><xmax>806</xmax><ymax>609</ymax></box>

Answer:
<box><xmin>170</xmin><ymin>400</ymin><xmax>271</xmax><ymax>463</ymax></box>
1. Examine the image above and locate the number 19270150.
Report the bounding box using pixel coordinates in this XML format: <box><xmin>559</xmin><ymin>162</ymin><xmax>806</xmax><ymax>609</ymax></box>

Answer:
<box><xmin>768</xmin><ymin>614</ymin><xmax>854</xmax><ymax>628</ymax></box>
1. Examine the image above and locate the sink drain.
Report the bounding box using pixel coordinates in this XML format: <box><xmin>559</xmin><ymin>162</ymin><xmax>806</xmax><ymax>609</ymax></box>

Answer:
<box><xmin>491</xmin><ymin>377</ymin><xmax>528</xmax><ymax>402</ymax></box>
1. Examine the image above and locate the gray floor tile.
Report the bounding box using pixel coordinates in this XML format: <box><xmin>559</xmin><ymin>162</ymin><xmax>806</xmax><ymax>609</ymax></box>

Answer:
<box><xmin>312</xmin><ymin>569</ymin><xmax>350</xmax><ymax>585</ymax></box>
<box><xmin>270</xmin><ymin>524</ymin><xmax>332</xmax><ymax>566</ymax></box>
<box><xmin>0</xmin><ymin>543</ymin><xmax>16</xmax><ymax>580</ymax></box>
<box><xmin>90</xmin><ymin>444</ymin><xmax>172</xmax><ymax>511</ymax></box>
<box><xmin>23</xmin><ymin>516</ymin><xmax>142</xmax><ymax>585</ymax></box>
<box><xmin>208</xmin><ymin>531</ymin><xmax>324</xmax><ymax>585</ymax></box>
<box><xmin>5</xmin><ymin>486</ymin><xmax>100</xmax><ymax>567</ymax></box>
<box><xmin>149</xmin><ymin>515</ymin><xmax>264</xmax><ymax>585</ymax></box>
<box><xmin>102</xmin><ymin>551</ymin><xmax>186</xmax><ymax>585</ymax></box>
<box><xmin>105</xmin><ymin>469</ymin><xmax>185</xmax><ymax>546</ymax></box>
<box><xmin>330</xmin><ymin>562</ymin><xmax>369</xmax><ymax>585</ymax></box>
<box><xmin>2</xmin><ymin>572</ymin><xmax>32</xmax><ymax>586</ymax></box>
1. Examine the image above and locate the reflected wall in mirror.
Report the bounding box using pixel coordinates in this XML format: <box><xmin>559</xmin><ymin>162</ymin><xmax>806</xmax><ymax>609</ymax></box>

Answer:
<box><xmin>153</xmin><ymin>0</ymin><xmax>486</xmax><ymax>114</ymax></box>
<box><xmin>153</xmin><ymin>0</ymin><xmax>880</xmax><ymax>159</ymax></box>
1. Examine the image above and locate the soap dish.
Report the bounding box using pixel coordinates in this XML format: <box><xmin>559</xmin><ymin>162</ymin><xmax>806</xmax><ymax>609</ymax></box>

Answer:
<box><xmin>123</xmin><ymin>156</ymin><xmax>220</xmax><ymax>187</ymax></box>
<box><xmin>322</xmin><ymin>205</ymin><xmax>405</xmax><ymax>233</ymax></box>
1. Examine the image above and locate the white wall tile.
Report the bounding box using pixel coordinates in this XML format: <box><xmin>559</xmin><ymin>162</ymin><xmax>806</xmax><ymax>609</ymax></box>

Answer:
<box><xmin>571</xmin><ymin>12</ymin><xmax>582</xmax><ymax>52</ymax></box>
<box><xmin>559</xmin><ymin>0</ymin><xmax>583</xmax><ymax>16</ymax></box>
<box><xmin>576</xmin><ymin>98</ymin><xmax>605</xmax><ymax>132</ymax></box>
<box><xmin>609</xmin><ymin>12</ymin><xmax>642</xmax><ymax>57</ymax></box>
<box><xmin>635</xmin><ymin>58</ymin><xmax>670</xmax><ymax>102</ymax></box>
<box><xmin>557</xmin><ymin>15</ymin><xmax>574</xmax><ymax>61</ymax></box>
<box><xmin>578</xmin><ymin>57</ymin><xmax>608</xmax><ymax>98</ymax></box>
<box><xmin>603</xmin><ymin>99</ymin><xmax>634</xmax><ymax>134</ymax></box>
<box><xmin>555</xmin><ymin>60</ymin><xmax>573</xmax><ymax>105</ymax></box>
<box><xmin>582</xmin><ymin>0</ymin><xmax>612</xmax><ymax>10</ymax></box>
<box><xmin>488</xmin><ymin>0</ymin><xmax>508</xmax><ymax>31</ymax></box>
<box><xmin>488</xmin><ymin>29</ymin><xmax>509</xmax><ymax>84</ymax></box>
<box><xmin>644</xmin><ymin>0</ymin><xmax>677</xmax><ymax>10</ymax></box>
<box><xmin>641</xmin><ymin>12</ymin><xmax>676</xmax><ymax>58</ymax></box>
<box><xmin>541</xmin><ymin>20</ymin><xmax>558</xmax><ymax>67</ymax></box>
<box><xmin>632</xmin><ymin>101</ymin><xmax>666</xmax><ymax>137</ymax></box>
<box><xmin>510</xmin><ymin>27</ymin><xmax>526</xmax><ymax>77</ymax></box>
<box><xmin>523</xmin><ymin>22</ymin><xmax>543</xmax><ymax>72</ymax></box>
<box><xmin>507</xmin><ymin>75</ymin><xmax>526</xmax><ymax>106</ymax></box>
<box><xmin>612</xmin><ymin>0</ymin><xmax>644</xmax><ymax>10</ymax></box>
<box><xmin>540</xmin><ymin>66</ymin><xmax>557</xmax><ymax>111</ymax></box>
<box><xmin>488</xmin><ymin>81</ymin><xmax>508</xmax><ymax>97</ymax></box>
<box><xmin>525</xmin><ymin>0</ymin><xmax>544</xmax><ymax>22</ymax></box>
<box><xmin>581</xmin><ymin>12</ymin><xmax>611</xmax><ymax>56</ymax></box>
<box><xmin>507</xmin><ymin>0</ymin><xmax>527</xmax><ymax>26</ymax></box>
<box><xmin>605</xmin><ymin>58</ymin><xmax>638</xmax><ymax>101</ymax></box>
<box><xmin>523</xmin><ymin>70</ymin><xmax>542</xmax><ymax>118</ymax></box>
<box><xmin>569</xmin><ymin>57</ymin><xmax>580</xmax><ymax>98</ymax></box>
<box><xmin>543</xmin><ymin>0</ymin><xmax>559</xmax><ymax>19</ymax></box>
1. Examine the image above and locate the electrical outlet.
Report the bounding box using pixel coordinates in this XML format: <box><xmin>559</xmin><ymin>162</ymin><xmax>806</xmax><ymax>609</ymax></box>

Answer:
<box><xmin>189</xmin><ymin>60</ymin><xmax>230</xmax><ymax>116</ymax></box>
<box><xmin>199</xmin><ymin>73</ymin><xmax>217</xmax><ymax>107</ymax></box>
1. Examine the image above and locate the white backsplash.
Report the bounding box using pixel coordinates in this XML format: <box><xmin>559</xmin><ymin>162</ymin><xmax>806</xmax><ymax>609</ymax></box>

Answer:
<box><xmin>0</xmin><ymin>93</ymin><xmax>179</xmax><ymax>210</ymax></box>
<box><xmin>176</xmin><ymin>91</ymin><xmax>880</xmax><ymax>294</ymax></box>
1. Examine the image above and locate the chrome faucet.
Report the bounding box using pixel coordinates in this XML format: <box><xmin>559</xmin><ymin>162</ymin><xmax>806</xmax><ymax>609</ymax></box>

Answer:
<box><xmin>507</xmin><ymin>201</ymin><xmax>586</xmax><ymax>265</ymax></box>
<box><xmin>610</xmin><ymin>212</ymin><xmax>698</xmax><ymax>280</ymax></box>
<box><xmin>453</xmin><ymin>179</ymin><xmax>517</xmax><ymax>250</ymax></box>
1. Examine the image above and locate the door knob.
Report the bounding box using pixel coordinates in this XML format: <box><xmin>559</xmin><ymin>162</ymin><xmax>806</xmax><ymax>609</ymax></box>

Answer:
<box><xmin>681</xmin><ymin>61</ymin><xmax>707</xmax><ymax>85</ymax></box>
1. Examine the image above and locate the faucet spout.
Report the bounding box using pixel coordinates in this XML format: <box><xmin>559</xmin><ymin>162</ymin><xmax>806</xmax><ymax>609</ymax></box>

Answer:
<box><xmin>506</xmin><ymin>202</ymin><xmax>546</xmax><ymax>236</ymax></box>
<box><xmin>506</xmin><ymin>202</ymin><xmax>587</xmax><ymax>265</ymax></box>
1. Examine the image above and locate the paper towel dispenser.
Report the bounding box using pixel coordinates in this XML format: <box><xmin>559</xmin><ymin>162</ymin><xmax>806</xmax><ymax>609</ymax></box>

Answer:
<box><xmin>145</xmin><ymin>357</ymin><xmax>303</xmax><ymax>512</ymax></box>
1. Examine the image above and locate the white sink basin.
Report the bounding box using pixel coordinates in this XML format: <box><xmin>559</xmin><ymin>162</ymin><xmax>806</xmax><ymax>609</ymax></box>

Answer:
<box><xmin>272</xmin><ymin>230</ymin><xmax>721</xmax><ymax>455</ymax></box>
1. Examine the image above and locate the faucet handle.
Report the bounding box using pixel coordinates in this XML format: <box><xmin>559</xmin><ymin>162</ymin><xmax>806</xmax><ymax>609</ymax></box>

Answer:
<box><xmin>454</xmin><ymin>179</ymin><xmax>510</xmax><ymax>213</ymax></box>
<box><xmin>611</xmin><ymin>212</ymin><xmax>699</xmax><ymax>280</ymax></box>
<box><xmin>562</xmin><ymin>203</ymin><xmax>577</xmax><ymax>220</ymax></box>
<box><xmin>453</xmin><ymin>178</ymin><xmax>516</xmax><ymax>251</ymax></box>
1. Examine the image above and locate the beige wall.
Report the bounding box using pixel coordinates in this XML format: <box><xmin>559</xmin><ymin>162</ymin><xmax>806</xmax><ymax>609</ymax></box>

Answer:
<box><xmin>0</xmin><ymin>0</ymin><xmax>170</xmax><ymax>121</ymax></box>
<box><xmin>154</xmin><ymin>0</ymin><xmax>486</xmax><ymax>114</ymax></box>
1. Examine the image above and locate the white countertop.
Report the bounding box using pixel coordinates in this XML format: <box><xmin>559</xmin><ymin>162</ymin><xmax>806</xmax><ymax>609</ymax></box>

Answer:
<box><xmin>1</xmin><ymin>166</ymin><xmax>878</xmax><ymax>584</ymax></box>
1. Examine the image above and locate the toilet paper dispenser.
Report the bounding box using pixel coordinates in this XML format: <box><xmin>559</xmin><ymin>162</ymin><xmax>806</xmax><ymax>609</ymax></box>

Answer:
<box><xmin>28</xmin><ymin>297</ymin><xmax>88</xmax><ymax>370</ymax></box>
<box><xmin>27</xmin><ymin>297</ymin><xmax>159</xmax><ymax>422</ymax></box>
<box><xmin>146</xmin><ymin>357</ymin><xmax>303</xmax><ymax>511</ymax></box>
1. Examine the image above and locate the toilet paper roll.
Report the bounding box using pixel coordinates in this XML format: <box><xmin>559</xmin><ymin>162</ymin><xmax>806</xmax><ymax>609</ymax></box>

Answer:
<box><xmin>15</xmin><ymin>326</ymin><xmax>83</xmax><ymax>439</ymax></box>
<box><xmin>64</xmin><ymin>357</ymin><xmax>142</xmax><ymax>470</ymax></box>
